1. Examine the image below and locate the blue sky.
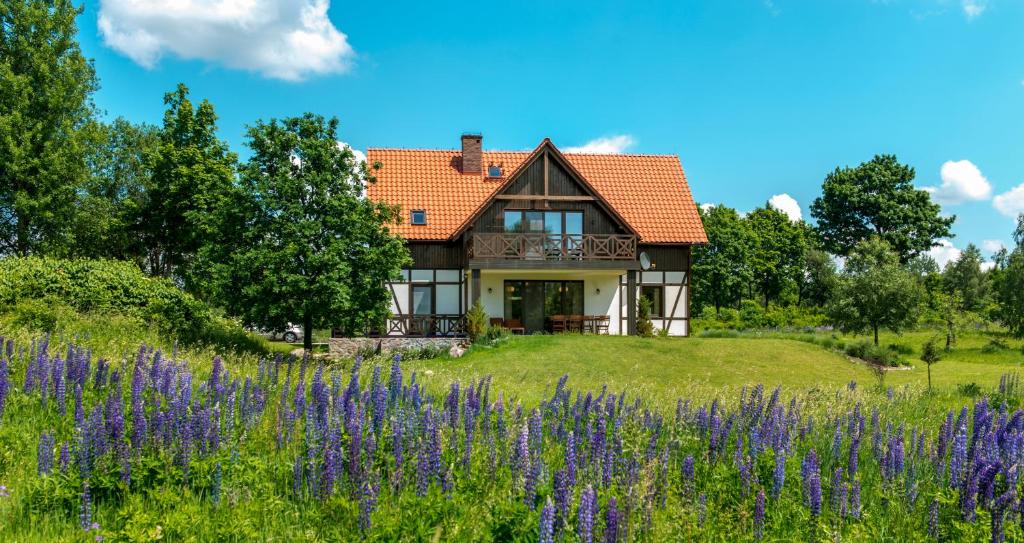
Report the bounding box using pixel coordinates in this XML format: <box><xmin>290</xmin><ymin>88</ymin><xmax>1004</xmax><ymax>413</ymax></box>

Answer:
<box><xmin>78</xmin><ymin>0</ymin><xmax>1024</xmax><ymax>265</ymax></box>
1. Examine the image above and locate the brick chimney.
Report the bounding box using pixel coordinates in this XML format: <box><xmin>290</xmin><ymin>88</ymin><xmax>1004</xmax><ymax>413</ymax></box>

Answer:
<box><xmin>461</xmin><ymin>133</ymin><xmax>482</xmax><ymax>174</ymax></box>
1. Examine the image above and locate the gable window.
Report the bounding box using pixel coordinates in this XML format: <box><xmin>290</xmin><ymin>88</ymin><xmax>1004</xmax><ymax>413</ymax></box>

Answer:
<box><xmin>410</xmin><ymin>209</ymin><xmax>427</xmax><ymax>225</ymax></box>
<box><xmin>641</xmin><ymin>286</ymin><xmax>664</xmax><ymax>318</ymax></box>
<box><xmin>487</xmin><ymin>165</ymin><xmax>502</xmax><ymax>177</ymax></box>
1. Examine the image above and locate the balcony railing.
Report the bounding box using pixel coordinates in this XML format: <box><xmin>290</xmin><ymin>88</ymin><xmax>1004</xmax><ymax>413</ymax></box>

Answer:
<box><xmin>469</xmin><ymin>233</ymin><xmax>637</xmax><ymax>261</ymax></box>
<box><xmin>374</xmin><ymin>314</ymin><xmax>466</xmax><ymax>337</ymax></box>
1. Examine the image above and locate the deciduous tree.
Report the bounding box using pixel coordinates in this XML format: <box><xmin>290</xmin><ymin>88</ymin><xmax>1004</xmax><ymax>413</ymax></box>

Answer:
<box><xmin>1</xmin><ymin>0</ymin><xmax>98</xmax><ymax>255</ymax></box>
<box><xmin>691</xmin><ymin>205</ymin><xmax>754</xmax><ymax>315</ymax></box>
<box><xmin>747</xmin><ymin>205</ymin><xmax>806</xmax><ymax>308</ymax></box>
<box><xmin>213</xmin><ymin>114</ymin><xmax>409</xmax><ymax>350</ymax></box>
<box><xmin>828</xmin><ymin>237</ymin><xmax>924</xmax><ymax>345</ymax></box>
<box><xmin>139</xmin><ymin>84</ymin><xmax>237</xmax><ymax>287</ymax></box>
<box><xmin>810</xmin><ymin>155</ymin><xmax>953</xmax><ymax>262</ymax></box>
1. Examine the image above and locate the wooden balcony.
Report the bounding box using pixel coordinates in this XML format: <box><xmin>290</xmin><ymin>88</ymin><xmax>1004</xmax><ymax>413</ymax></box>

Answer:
<box><xmin>468</xmin><ymin>233</ymin><xmax>637</xmax><ymax>261</ymax></box>
<box><xmin>374</xmin><ymin>314</ymin><xmax>466</xmax><ymax>337</ymax></box>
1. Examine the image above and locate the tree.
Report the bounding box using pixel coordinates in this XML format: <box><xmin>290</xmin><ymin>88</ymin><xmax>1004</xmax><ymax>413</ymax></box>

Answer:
<box><xmin>1</xmin><ymin>0</ymin><xmax>98</xmax><ymax>256</ymax></box>
<box><xmin>139</xmin><ymin>84</ymin><xmax>237</xmax><ymax>287</ymax></box>
<box><xmin>810</xmin><ymin>155</ymin><xmax>954</xmax><ymax>262</ymax></box>
<box><xmin>941</xmin><ymin>243</ymin><xmax>989</xmax><ymax>313</ymax></box>
<box><xmin>828</xmin><ymin>237</ymin><xmax>924</xmax><ymax>345</ymax></box>
<box><xmin>213</xmin><ymin>114</ymin><xmax>409</xmax><ymax>350</ymax></box>
<box><xmin>746</xmin><ymin>205</ymin><xmax>806</xmax><ymax>308</ymax></box>
<box><xmin>798</xmin><ymin>248</ymin><xmax>838</xmax><ymax>308</ymax></box>
<box><xmin>74</xmin><ymin>118</ymin><xmax>160</xmax><ymax>261</ymax></box>
<box><xmin>920</xmin><ymin>337</ymin><xmax>942</xmax><ymax>392</ymax></box>
<box><xmin>691</xmin><ymin>204</ymin><xmax>755</xmax><ymax>315</ymax></box>
<box><xmin>636</xmin><ymin>296</ymin><xmax>654</xmax><ymax>338</ymax></box>
<box><xmin>994</xmin><ymin>246</ymin><xmax>1024</xmax><ymax>338</ymax></box>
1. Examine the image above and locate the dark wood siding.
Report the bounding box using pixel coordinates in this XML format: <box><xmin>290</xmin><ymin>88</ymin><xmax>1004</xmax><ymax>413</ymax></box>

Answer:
<box><xmin>408</xmin><ymin>242</ymin><xmax>465</xmax><ymax>268</ymax></box>
<box><xmin>638</xmin><ymin>245</ymin><xmax>690</xmax><ymax>271</ymax></box>
<box><xmin>469</xmin><ymin>152</ymin><xmax>626</xmax><ymax>235</ymax></box>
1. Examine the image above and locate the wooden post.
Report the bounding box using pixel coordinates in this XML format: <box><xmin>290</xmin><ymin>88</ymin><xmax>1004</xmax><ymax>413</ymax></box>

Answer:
<box><xmin>626</xmin><ymin>270</ymin><xmax>637</xmax><ymax>335</ymax></box>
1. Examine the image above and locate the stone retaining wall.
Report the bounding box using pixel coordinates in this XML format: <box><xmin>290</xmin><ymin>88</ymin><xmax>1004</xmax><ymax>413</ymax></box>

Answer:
<box><xmin>327</xmin><ymin>337</ymin><xmax>464</xmax><ymax>359</ymax></box>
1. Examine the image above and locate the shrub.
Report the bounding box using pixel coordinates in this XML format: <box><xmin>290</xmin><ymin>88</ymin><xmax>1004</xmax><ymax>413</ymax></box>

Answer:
<box><xmin>888</xmin><ymin>342</ymin><xmax>914</xmax><ymax>356</ymax></box>
<box><xmin>0</xmin><ymin>257</ymin><xmax>259</xmax><ymax>352</ymax></box>
<box><xmin>9</xmin><ymin>298</ymin><xmax>71</xmax><ymax>333</ymax></box>
<box><xmin>958</xmin><ymin>382</ymin><xmax>982</xmax><ymax>397</ymax></box>
<box><xmin>981</xmin><ymin>338</ymin><xmax>1010</xmax><ymax>353</ymax></box>
<box><xmin>465</xmin><ymin>300</ymin><xmax>489</xmax><ymax>343</ymax></box>
<box><xmin>636</xmin><ymin>297</ymin><xmax>654</xmax><ymax>338</ymax></box>
<box><xmin>845</xmin><ymin>340</ymin><xmax>907</xmax><ymax>367</ymax></box>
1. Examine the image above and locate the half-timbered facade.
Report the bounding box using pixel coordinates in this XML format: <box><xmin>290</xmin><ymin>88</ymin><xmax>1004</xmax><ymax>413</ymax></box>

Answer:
<box><xmin>363</xmin><ymin>134</ymin><xmax>707</xmax><ymax>337</ymax></box>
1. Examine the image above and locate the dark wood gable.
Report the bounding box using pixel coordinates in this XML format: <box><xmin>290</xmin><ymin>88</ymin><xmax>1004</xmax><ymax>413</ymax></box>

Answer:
<box><xmin>465</xmin><ymin>146</ymin><xmax>633</xmax><ymax>236</ymax></box>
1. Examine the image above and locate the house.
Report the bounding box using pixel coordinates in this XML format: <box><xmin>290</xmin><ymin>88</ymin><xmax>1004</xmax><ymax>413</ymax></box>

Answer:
<box><xmin>364</xmin><ymin>134</ymin><xmax>707</xmax><ymax>338</ymax></box>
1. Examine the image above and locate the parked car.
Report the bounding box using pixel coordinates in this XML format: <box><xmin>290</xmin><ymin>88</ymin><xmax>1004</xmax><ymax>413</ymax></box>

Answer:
<box><xmin>256</xmin><ymin>323</ymin><xmax>304</xmax><ymax>344</ymax></box>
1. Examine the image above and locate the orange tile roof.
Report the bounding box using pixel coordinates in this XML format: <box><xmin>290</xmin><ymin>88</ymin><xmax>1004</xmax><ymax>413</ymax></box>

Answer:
<box><xmin>365</xmin><ymin>140</ymin><xmax>708</xmax><ymax>244</ymax></box>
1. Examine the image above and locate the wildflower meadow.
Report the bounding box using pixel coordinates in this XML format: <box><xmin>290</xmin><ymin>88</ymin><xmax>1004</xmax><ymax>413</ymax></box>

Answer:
<box><xmin>0</xmin><ymin>334</ymin><xmax>1023</xmax><ymax>541</ymax></box>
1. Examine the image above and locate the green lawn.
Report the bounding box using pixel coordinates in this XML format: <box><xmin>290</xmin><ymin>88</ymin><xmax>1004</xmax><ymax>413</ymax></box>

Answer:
<box><xmin>400</xmin><ymin>331</ymin><xmax>1024</xmax><ymax>408</ymax></box>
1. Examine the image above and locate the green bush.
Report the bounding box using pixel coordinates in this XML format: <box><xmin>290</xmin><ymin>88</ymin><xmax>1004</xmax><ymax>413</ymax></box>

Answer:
<box><xmin>844</xmin><ymin>340</ymin><xmax>907</xmax><ymax>367</ymax></box>
<box><xmin>9</xmin><ymin>298</ymin><xmax>73</xmax><ymax>333</ymax></box>
<box><xmin>0</xmin><ymin>256</ymin><xmax>260</xmax><ymax>352</ymax></box>
<box><xmin>465</xmin><ymin>300</ymin><xmax>489</xmax><ymax>343</ymax></box>
<box><xmin>887</xmin><ymin>342</ymin><xmax>914</xmax><ymax>356</ymax></box>
<box><xmin>693</xmin><ymin>303</ymin><xmax>828</xmax><ymax>332</ymax></box>
<box><xmin>981</xmin><ymin>338</ymin><xmax>1010</xmax><ymax>353</ymax></box>
<box><xmin>636</xmin><ymin>296</ymin><xmax>654</xmax><ymax>338</ymax></box>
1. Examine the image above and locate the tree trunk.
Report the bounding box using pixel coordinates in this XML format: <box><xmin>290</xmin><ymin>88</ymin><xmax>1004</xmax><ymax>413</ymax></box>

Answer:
<box><xmin>303</xmin><ymin>310</ymin><xmax>314</xmax><ymax>352</ymax></box>
<box><xmin>873</xmin><ymin>324</ymin><xmax>879</xmax><ymax>346</ymax></box>
<box><xmin>927</xmin><ymin>364</ymin><xmax>932</xmax><ymax>392</ymax></box>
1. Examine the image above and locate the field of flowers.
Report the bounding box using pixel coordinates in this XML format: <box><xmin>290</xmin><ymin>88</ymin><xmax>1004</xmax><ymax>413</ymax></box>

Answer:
<box><xmin>1</xmin><ymin>332</ymin><xmax>1023</xmax><ymax>541</ymax></box>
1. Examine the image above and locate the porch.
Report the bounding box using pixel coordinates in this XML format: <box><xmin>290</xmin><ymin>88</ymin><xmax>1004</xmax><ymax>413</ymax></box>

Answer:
<box><xmin>473</xmin><ymin>269</ymin><xmax>627</xmax><ymax>335</ymax></box>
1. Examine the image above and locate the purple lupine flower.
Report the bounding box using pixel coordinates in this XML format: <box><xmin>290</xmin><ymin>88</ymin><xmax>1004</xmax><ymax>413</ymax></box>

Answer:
<box><xmin>808</xmin><ymin>473</ymin><xmax>822</xmax><ymax>517</ymax></box>
<box><xmin>849</xmin><ymin>480</ymin><xmax>861</xmax><ymax>519</ymax></box>
<box><xmin>359</xmin><ymin>480</ymin><xmax>379</xmax><ymax>532</ymax></box>
<box><xmin>59</xmin><ymin>442</ymin><xmax>70</xmax><ymax>473</ymax></box>
<box><xmin>37</xmin><ymin>432</ymin><xmax>54</xmax><ymax>475</ymax></box>
<box><xmin>604</xmin><ymin>496</ymin><xmax>619</xmax><ymax>543</ymax></box>
<box><xmin>578</xmin><ymin>485</ymin><xmax>596</xmax><ymax>543</ymax></box>
<box><xmin>0</xmin><ymin>357</ymin><xmax>9</xmax><ymax>421</ymax></box>
<box><xmin>830</xmin><ymin>467</ymin><xmax>844</xmax><ymax>511</ymax></box>
<box><xmin>416</xmin><ymin>437</ymin><xmax>430</xmax><ymax>496</ymax></box>
<box><xmin>539</xmin><ymin>498</ymin><xmax>555</xmax><ymax>543</ymax></box>
<box><xmin>773</xmin><ymin>451</ymin><xmax>785</xmax><ymax>498</ymax></box>
<box><xmin>754</xmin><ymin>488</ymin><xmax>766</xmax><ymax>540</ymax></box>
<box><xmin>292</xmin><ymin>455</ymin><xmax>304</xmax><ymax>498</ymax></box>
<box><xmin>79</xmin><ymin>482</ymin><xmax>91</xmax><ymax>529</ymax></box>
<box><xmin>682</xmin><ymin>455</ymin><xmax>695</xmax><ymax>496</ymax></box>
<box><xmin>388</xmin><ymin>354</ymin><xmax>402</xmax><ymax>405</ymax></box>
<box><xmin>929</xmin><ymin>498</ymin><xmax>939</xmax><ymax>539</ymax></box>
<box><xmin>848</xmin><ymin>436</ymin><xmax>860</xmax><ymax>480</ymax></box>
<box><xmin>553</xmin><ymin>470</ymin><xmax>570</xmax><ymax>535</ymax></box>
<box><xmin>831</xmin><ymin>421</ymin><xmax>843</xmax><ymax>460</ymax></box>
<box><xmin>566</xmin><ymin>431</ymin><xmax>577</xmax><ymax>487</ymax></box>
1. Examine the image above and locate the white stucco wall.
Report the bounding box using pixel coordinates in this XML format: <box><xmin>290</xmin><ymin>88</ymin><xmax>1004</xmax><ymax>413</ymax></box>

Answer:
<box><xmin>478</xmin><ymin>270</ymin><xmax>626</xmax><ymax>335</ymax></box>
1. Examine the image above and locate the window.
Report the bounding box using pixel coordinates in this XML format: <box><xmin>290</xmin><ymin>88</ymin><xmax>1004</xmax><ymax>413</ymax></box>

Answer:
<box><xmin>412</xmin><ymin>285</ymin><xmax>433</xmax><ymax>315</ymax></box>
<box><xmin>641</xmin><ymin>286</ymin><xmax>664</xmax><ymax>318</ymax></box>
<box><xmin>410</xmin><ymin>209</ymin><xmax>427</xmax><ymax>225</ymax></box>
<box><xmin>487</xmin><ymin>165</ymin><xmax>502</xmax><ymax>177</ymax></box>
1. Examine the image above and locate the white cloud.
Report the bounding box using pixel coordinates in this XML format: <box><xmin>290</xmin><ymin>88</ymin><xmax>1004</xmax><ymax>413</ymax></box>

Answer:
<box><xmin>922</xmin><ymin>160</ymin><xmax>992</xmax><ymax>205</ymax></box>
<box><xmin>962</xmin><ymin>0</ymin><xmax>986</xmax><ymax>19</ymax></box>
<box><xmin>993</xmin><ymin>183</ymin><xmax>1024</xmax><ymax>218</ymax></box>
<box><xmin>700</xmin><ymin>203</ymin><xmax>715</xmax><ymax>213</ymax></box>
<box><xmin>767</xmin><ymin>193</ymin><xmax>802</xmax><ymax>222</ymax></box>
<box><xmin>98</xmin><ymin>0</ymin><xmax>355</xmax><ymax>81</ymax></box>
<box><xmin>928</xmin><ymin>239</ymin><xmax>962</xmax><ymax>269</ymax></box>
<box><xmin>564</xmin><ymin>135</ymin><xmax>636</xmax><ymax>154</ymax></box>
<box><xmin>982</xmin><ymin>239</ymin><xmax>1006</xmax><ymax>253</ymax></box>
<box><xmin>338</xmin><ymin>141</ymin><xmax>366</xmax><ymax>166</ymax></box>
<box><xmin>981</xmin><ymin>261</ymin><xmax>996</xmax><ymax>272</ymax></box>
